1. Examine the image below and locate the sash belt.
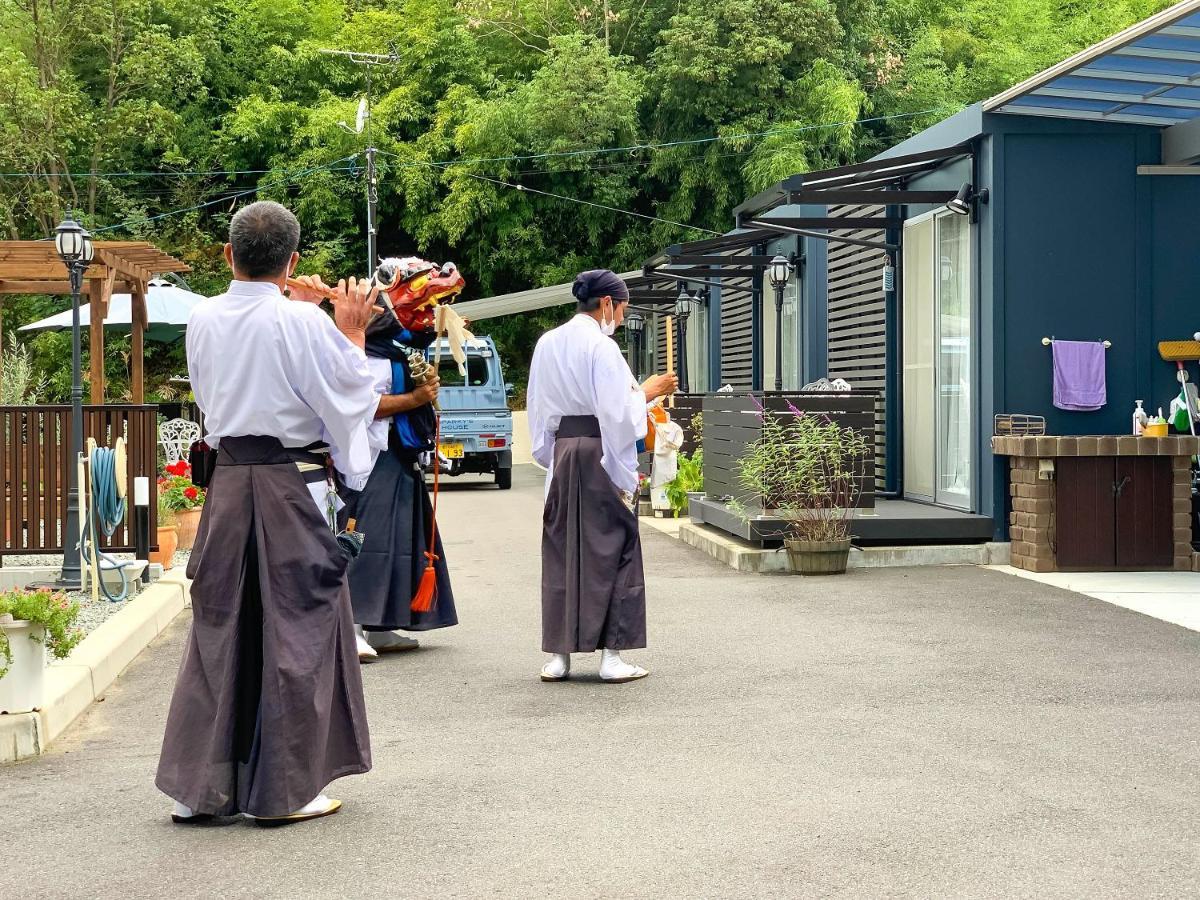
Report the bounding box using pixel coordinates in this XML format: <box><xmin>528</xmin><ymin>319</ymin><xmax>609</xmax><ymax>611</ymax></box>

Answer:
<box><xmin>556</xmin><ymin>416</ymin><xmax>601</xmax><ymax>440</ymax></box>
<box><xmin>216</xmin><ymin>436</ymin><xmax>330</xmax><ymax>485</ymax></box>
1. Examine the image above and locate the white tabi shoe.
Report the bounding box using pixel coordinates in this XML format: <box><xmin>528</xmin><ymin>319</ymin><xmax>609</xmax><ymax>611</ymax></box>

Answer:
<box><xmin>356</xmin><ymin>632</ymin><xmax>379</xmax><ymax>663</ymax></box>
<box><xmin>247</xmin><ymin>794</ymin><xmax>343</xmax><ymax>827</ymax></box>
<box><xmin>171</xmin><ymin>801</ymin><xmax>211</xmax><ymax>824</ymax></box>
<box><xmin>365</xmin><ymin>630</ymin><xmax>420</xmax><ymax>653</ymax></box>
<box><xmin>540</xmin><ymin>653</ymin><xmax>571</xmax><ymax>682</ymax></box>
<box><xmin>599</xmin><ymin>649</ymin><xmax>649</xmax><ymax>683</ymax></box>
<box><xmin>170</xmin><ymin>800</ymin><xmax>243</xmax><ymax>827</ymax></box>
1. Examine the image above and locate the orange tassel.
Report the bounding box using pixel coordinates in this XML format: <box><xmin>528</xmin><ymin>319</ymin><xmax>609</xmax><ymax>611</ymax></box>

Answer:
<box><xmin>410</xmin><ymin>552</ymin><xmax>439</xmax><ymax>613</ymax></box>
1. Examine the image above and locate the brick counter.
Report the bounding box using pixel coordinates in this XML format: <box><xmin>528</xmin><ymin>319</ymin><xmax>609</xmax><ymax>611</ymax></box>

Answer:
<box><xmin>992</xmin><ymin>435</ymin><xmax>1199</xmax><ymax>572</ymax></box>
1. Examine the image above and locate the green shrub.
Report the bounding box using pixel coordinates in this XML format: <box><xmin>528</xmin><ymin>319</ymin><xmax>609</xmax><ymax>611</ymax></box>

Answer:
<box><xmin>0</xmin><ymin>335</ymin><xmax>47</xmax><ymax>405</ymax></box>
<box><xmin>736</xmin><ymin>402</ymin><xmax>868</xmax><ymax>543</ymax></box>
<box><xmin>0</xmin><ymin>588</ymin><xmax>84</xmax><ymax>680</ymax></box>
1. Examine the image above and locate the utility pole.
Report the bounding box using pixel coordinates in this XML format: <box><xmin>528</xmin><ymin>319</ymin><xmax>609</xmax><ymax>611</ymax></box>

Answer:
<box><xmin>318</xmin><ymin>48</ymin><xmax>398</xmax><ymax>275</ymax></box>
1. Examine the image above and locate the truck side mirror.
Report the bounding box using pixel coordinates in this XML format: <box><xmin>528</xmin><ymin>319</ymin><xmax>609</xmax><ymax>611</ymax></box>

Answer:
<box><xmin>505</xmin><ymin>383</ymin><xmax>515</xmax><ymax>396</ymax></box>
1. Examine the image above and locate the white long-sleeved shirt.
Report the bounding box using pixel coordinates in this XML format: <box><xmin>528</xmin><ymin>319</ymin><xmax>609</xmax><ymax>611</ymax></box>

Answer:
<box><xmin>365</xmin><ymin>356</ymin><xmax>393</xmax><ymax>467</ymax></box>
<box><xmin>526</xmin><ymin>314</ymin><xmax>647</xmax><ymax>495</ymax></box>
<box><xmin>186</xmin><ymin>281</ymin><xmax>380</xmax><ymax>502</ymax></box>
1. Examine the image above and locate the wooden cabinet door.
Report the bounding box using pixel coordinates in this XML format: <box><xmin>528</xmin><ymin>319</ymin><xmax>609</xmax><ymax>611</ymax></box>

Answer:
<box><xmin>1115</xmin><ymin>456</ymin><xmax>1173</xmax><ymax>568</ymax></box>
<box><xmin>1055</xmin><ymin>457</ymin><xmax>1117</xmax><ymax>569</ymax></box>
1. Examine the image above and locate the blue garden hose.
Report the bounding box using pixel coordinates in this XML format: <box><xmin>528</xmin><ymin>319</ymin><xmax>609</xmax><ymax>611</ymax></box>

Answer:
<box><xmin>83</xmin><ymin>443</ymin><xmax>131</xmax><ymax>602</ymax></box>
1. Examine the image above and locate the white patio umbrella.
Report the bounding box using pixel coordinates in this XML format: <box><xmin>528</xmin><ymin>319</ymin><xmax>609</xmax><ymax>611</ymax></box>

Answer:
<box><xmin>19</xmin><ymin>278</ymin><xmax>204</xmax><ymax>342</ymax></box>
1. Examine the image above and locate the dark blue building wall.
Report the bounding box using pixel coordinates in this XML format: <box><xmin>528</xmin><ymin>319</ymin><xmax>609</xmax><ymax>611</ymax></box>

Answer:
<box><xmin>992</xmin><ymin>119</ymin><xmax>1160</xmax><ymax>438</ymax></box>
<box><xmin>980</xmin><ymin>113</ymin><xmax>1200</xmax><ymax>533</ymax></box>
<box><xmin>877</xmin><ymin>112</ymin><xmax>1196</xmax><ymax>534</ymax></box>
<box><xmin>1149</xmin><ymin>176</ymin><xmax>1200</xmax><ymax>403</ymax></box>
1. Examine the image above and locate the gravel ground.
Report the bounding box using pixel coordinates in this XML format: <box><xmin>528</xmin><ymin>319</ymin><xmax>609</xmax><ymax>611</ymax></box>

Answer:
<box><xmin>2</xmin><ymin>549</ymin><xmax>191</xmax><ymax>639</ymax></box>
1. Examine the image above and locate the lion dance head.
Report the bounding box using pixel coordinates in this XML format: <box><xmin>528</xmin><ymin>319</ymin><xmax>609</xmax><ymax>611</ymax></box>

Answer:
<box><xmin>373</xmin><ymin>256</ymin><xmax>466</xmax><ymax>335</ymax></box>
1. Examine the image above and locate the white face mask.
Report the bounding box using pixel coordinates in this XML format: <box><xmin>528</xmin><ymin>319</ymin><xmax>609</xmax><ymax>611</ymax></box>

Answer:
<box><xmin>599</xmin><ymin>300</ymin><xmax>617</xmax><ymax>336</ymax></box>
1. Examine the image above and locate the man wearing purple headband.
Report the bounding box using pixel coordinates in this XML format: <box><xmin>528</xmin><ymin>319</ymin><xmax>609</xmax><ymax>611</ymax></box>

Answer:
<box><xmin>527</xmin><ymin>269</ymin><xmax>678</xmax><ymax>683</ymax></box>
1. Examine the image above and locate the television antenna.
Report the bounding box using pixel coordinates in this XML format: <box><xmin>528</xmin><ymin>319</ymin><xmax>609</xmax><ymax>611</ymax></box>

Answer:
<box><xmin>319</xmin><ymin>47</ymin><xmax>400</xmax><ymax>274</ymax></box>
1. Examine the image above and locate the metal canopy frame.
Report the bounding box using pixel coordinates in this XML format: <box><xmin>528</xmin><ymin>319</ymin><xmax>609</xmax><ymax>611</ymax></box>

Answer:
<box><xmin>985</xmin><ymin>0</ymin><xmax>1200</xmax><ymax>127</ymax></box>
<box><xmin>732</xmin><ymin>143</ymin><xmax>973</xmax><ymax>229</ymax></box>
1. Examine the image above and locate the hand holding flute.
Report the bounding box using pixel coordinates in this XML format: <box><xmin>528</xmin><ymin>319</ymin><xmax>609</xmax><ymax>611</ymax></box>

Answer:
<box><xmin>287</xmin><ymin>274</ymin><xmax>387</xmax><ymax>311</ymax></box>
<box><xmin>287</xmin><ymin>274</ymin><xmax>380</xmax><ymax>349</ymax></box>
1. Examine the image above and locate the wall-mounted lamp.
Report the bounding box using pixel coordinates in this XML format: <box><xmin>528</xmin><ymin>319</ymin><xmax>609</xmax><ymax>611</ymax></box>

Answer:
<box><xmin>946</xmin><ymin>183</ymin><xmax>990</xmax><ymax>218</ymax></box>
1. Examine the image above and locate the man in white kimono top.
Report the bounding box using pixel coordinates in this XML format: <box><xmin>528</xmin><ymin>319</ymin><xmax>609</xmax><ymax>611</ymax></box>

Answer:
<box><xmin>527</xmin><ymin>269</ymin><xmax>676</xmax><ymax>683</ymax></box>
<box><xmin>157</xmin><ymin>201</ymin><xmax>381</xmax><ymax>827</ymax></box>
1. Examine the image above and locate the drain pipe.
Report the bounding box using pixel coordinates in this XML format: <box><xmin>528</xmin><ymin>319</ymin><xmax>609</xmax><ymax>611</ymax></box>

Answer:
<box><xmin>877</xmin><ymin>192</ymin><xmax>904</xmax><ymax>500</ymax></box>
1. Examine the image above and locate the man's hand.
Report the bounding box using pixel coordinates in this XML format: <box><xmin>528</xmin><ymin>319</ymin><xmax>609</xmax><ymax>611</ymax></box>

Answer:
<box><xmin>286</xmin><ymin>274</ymin><xmax>332</xmax><ymax>305</ymax></box>
<box><xmin>642</xmin><ymin>372</ymin><xmax>679</xmax><ymax>401</ymax></box>
<box><xmin>413</xmin><ymin>375</ymin><xmax>440</xmax><ymax>407</ymax></box>
<box><xmin>331</xmin><ymin>276</ymin><xmax>379</xmax><ymax>348</ymax></box>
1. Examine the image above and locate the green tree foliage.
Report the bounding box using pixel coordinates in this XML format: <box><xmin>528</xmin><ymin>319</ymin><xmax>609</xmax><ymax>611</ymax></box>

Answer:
<box><xmin>0</xmin><ymin>0</ymin><xmax>1175</xmax><ymax>398</ymax></box>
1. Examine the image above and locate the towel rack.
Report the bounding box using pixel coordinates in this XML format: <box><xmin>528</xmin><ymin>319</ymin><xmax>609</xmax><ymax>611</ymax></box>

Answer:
<box><xmin>1042</xmin><ymin>336</ymin><xmax>1111</xmax><ymax>348</ymax></box>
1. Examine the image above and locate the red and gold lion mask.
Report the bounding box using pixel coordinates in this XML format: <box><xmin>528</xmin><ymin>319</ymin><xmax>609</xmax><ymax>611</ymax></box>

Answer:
<box><xmin>374</xmin><ymin>256</ymin><xmax>466</xmax><ymax>333</ymax></box>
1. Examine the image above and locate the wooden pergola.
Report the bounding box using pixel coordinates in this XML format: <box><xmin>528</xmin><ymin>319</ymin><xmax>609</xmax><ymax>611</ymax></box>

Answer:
<box><xmin>0</xmin><ymin>241</ymin><xmax>190</xmax><ymax>404</ymax></box>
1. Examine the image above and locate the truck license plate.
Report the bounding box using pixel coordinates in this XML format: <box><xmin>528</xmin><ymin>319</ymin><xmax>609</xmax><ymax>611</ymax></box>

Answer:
<box><xmin>439</xmin><ymin>442</ymin><xmax>464</xmax><ymax>459</ymax></box>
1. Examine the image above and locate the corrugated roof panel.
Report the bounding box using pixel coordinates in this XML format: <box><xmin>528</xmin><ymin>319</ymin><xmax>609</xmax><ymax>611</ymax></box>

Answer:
<box><xmin>1046</xmin><ymin>75</ymin><xmax>1166</xmax><ymax>94</ymax></box>
<box><xmin>986</xmin><ymin>0</ymin><xmax>1200</xmax><ymax>126</ymax></box>
<box><xmin>1009</xmin><ymin>96</ymin><xmax>1120</xmax><ymax>112</ymax></box>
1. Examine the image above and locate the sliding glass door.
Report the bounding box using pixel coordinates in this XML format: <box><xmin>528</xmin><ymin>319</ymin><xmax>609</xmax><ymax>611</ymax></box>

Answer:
<box><xmin>902</xmin><ymin>210</ymin><xmax>973</xmax><ymax>510</ymax></box>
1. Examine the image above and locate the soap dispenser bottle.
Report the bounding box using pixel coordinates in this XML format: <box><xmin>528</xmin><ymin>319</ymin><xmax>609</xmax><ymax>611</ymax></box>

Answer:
<box><xmin>1133</xmin><ymin>400</ymin><xmax>1148</xmax><ymax>435</ymax></box>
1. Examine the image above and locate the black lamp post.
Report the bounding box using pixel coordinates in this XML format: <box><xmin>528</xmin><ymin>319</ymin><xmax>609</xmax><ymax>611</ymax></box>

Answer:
<box><xmin>53</xmin><ymin>215</ymin><xmax>94</xmax><ymax>590</ymax></box>
<box><xmin>767</xmin><ymin>255</ymin><xmax>794</xmax><ymax>392</ymax></box>
<box><xmin>674</xmin><ymin>285</ymin><xmax>699</xmax><ymax>395</ymax></box>
<box><xmin>625</xmin><ymin>309</ymin><xmax>645</xmax><ymax>380</ymax></box>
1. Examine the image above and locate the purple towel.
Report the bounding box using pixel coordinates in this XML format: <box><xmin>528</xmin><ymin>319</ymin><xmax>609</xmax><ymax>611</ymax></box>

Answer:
<box><xmin>1052</xmin><ymin>340</ymin><xmax>1106</xmax><ymax>411</ymax></box>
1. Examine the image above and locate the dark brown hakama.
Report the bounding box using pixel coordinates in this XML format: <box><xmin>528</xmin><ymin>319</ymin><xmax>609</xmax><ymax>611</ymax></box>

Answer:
<box><xmin>541</xmin><ymin>415</ymin><xmax>647</xmax><ymax>654</ymax></box>
<box><xmin>341</xmin><ymin>433</ymin><xmax>458</xmax><ymax>632</ymax></box>
<box><xmin>156</xmin><ymin>436</ymin><xmax>371</xmax><ymax>818</ymax></box>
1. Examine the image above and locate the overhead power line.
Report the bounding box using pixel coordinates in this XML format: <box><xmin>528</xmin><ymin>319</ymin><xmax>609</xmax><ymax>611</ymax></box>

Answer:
<box><xmin>7</xmin><ymin>106</ymin><xmax>951</xmax><ymax>182</ymax></box>
<box><xmin>86</xmin><ymin>156</ymin><xmax>359</xmax><ymax>235</ymax></box>
<box><xmin>460</xmin><ymin>171</ymin><xmax>722</xmax><ymax>236</ymax></box>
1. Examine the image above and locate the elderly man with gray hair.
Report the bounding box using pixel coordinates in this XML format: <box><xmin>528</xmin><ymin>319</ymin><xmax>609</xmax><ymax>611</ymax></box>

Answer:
<box><xmin>156</xmin><ymin>200</ymin><xmax>380</xmax><ymax>826</ymax></box>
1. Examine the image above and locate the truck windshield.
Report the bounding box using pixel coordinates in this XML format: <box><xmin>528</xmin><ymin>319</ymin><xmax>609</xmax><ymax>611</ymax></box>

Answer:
<box><xmin>437</xmin><ymin>356</ymin><xmax>491</xmax><ymax>387</ymax></box>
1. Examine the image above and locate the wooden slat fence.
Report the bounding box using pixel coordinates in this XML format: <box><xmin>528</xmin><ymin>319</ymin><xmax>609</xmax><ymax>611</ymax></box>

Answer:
<box><xmin>669</xmin><ymin>393</ymin><xmax>704</xmax><ymax>457</ymax></box>
<box><xmin>702</xmin><ymin>392</ymin><xmax>876</xmax><ymax>511</ymax></box>
<box><xmin>1</xmin><ymin>405</ymin><xmax>159</xmax><ymax>556</ymax></box>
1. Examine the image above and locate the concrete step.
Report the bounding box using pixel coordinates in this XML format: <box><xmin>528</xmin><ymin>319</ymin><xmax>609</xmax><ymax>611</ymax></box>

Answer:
<box><xmin>676</xmin><ymin>520</ymin><xmax>1010</xmax><ymax>573</ymax></box>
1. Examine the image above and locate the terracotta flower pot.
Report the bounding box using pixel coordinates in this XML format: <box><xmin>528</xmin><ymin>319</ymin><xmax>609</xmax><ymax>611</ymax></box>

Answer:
<box><xmin>785</xmin><ymin>538</ymin><xmax>852</xmax><ymax>576</ymax></box>
<box><xmin>174</xmin><ymin>507</ymin><xmax>202</xmax><ymax>551</ymax></box>
<box><xmin>150</xmin><ymin>525</ymin><xmax>179</xmax><ymax>570</ymax></box>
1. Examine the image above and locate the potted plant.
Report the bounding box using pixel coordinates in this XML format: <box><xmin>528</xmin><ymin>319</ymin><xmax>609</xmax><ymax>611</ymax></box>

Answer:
<box><xmin>664</xmin><ymin>449</ymin><xmax>704</xmax><ymax>518</ymax></box>
<box><xmin>150</xmin><ymin>493</ymin><xmax>179</xmax><ymax>570</ymax></box>
<box><xmin>159</xmin><ymin>460</ymin><xmax>205</xmax><ymax>550</ymax></box>
<box><xmin>736</xmin><ymin>402</ymin><xmax>868</xmax><ymax>575</ymax></box>
<box><xmin>0</xmin><ymin>588</ymin><xmax>84</xmax><ymax>714</ymax></box>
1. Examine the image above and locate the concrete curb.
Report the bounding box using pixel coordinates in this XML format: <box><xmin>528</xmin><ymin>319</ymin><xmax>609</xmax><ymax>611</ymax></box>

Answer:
<box><xmin>0</xmin><ymin>572</ymin><xmax>189</xmax><ymax>764</ymax></box>
<box><xmin>677</xmin><ymin>520</ymin><xmax>1011</xmax><ymax>573</ymax></box>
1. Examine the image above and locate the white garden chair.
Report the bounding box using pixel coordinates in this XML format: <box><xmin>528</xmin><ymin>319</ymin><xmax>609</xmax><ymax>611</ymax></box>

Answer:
<box><xmin>160</xmin><ymin>417</ymin><xmax>201</xmax><ymax>466</ymax></box>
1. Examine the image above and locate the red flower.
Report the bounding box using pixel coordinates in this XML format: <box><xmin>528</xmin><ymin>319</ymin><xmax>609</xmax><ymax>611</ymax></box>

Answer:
<box><xmin>165</xmin><ymin>460</ymin><xmax>191</xmax><ymax>478</ymax></box>
<box><xmin>183</xmin><ymin>486</ymin><xmax>198</xmax><ymax>501</ymax></box>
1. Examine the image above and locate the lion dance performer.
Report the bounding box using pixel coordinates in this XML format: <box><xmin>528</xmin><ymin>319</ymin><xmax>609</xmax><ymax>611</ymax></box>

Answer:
<box><xmin>344</xmin><ymin>256</ymin><xmax>469</xmax><ymax>660</ymax></box>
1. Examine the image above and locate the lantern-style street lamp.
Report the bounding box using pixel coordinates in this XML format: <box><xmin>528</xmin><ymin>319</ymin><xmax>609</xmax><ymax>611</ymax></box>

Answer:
<box><xmin>53</xmin><ymin>215</ymin><xmax>94</xmax><ymax>589</ymax></box>
<box><xmin>767</xmin><ymin>255</ymin><xmax>794</xmax><ymax>392</ymax></box>
<box><xmin>625</xmin><ymin>309</ymin><xmax>645</xmax><ymax>380</ymax></box>
<box><xmin>674</xmin><ymin>285</ymin><xmax>701</xmax><ymax>394</ymax></box>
